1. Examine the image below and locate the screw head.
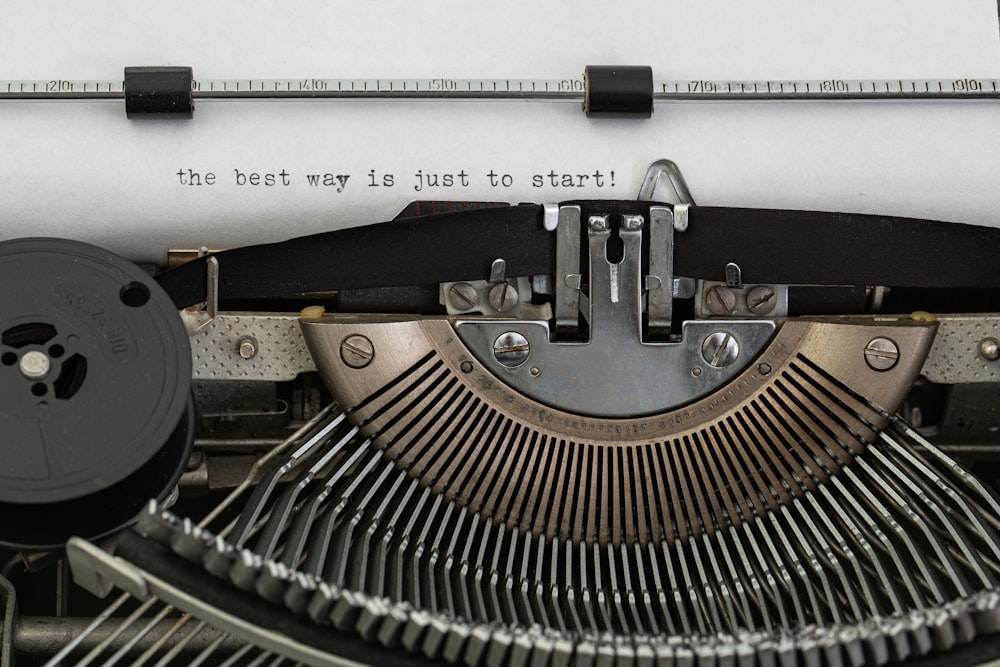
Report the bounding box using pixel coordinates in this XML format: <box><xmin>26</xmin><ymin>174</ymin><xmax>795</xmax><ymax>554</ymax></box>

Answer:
<box><xmin>19</xmin><ymin>351</ymin><xmax>50</xmax><ymax>380</ymax></box>
<box><xmin>448</xmin><ymin>282</ymin><xmax>479</xmax><ymax>311</ymax></box>
<box><xmin>702</xmin><ymin>332</ymin><xmax>740</xmax><ymax>368</ymax></box>
<box><xmin>340</xmin><ymin>334</ymin><xmax>375</xmax><ymax>369</ymax></box>
<box><xmin>588</xmin><ymin>215</ymin><xmax>609</xmax><ymax>232</ymax></box>
<box><xmin>621</xmin><ymin>214</ymin><xmax>644</xmax><ymax>231</ymax></box>
<box><xmin>704</xmin><ymin>285</ymin><xmax>737</xmax><ymax>315</ymax></box>
<box><xmin>864</xmin><ymin>337</ymin><xmax>899</xmax><ymax>371</ymax></box>
<box><xmin>493</xmin><ymin>331</ymin><xmax>530</xmax><ymax>368</ymax></box>
<box><xmin>488</xmin><ymin>282</ymin><xmax>519</xmax><ymax>313</ymax></box>
<box><xmin>980</xmin><ymin>338</ymin><xmax>1000</xmax><ymax>362</ymax></box>
<box><xmin>237</xmin><ymin>335</ymin><xmax>259</xmax><ymax>360</ymax></box>
<box><xmin>746</xmin><ymin>285</ymin><xmax>777</xmax><ymax>315</ymax></box>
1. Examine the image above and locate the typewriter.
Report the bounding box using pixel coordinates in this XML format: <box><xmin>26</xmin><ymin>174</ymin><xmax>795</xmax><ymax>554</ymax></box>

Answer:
<box><xmin>2</xmin><ymin>12</ymin><xmax>1000</xmax><ymax>655</ymax></box>
<box><xmin>1</xmin><ymin>147</ymin><xmax>1000</xmax><ymax>667</ymax></box>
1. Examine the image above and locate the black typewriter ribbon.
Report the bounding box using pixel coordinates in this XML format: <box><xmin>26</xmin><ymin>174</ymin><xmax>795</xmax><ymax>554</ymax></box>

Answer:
<box><xmin>155</xmin><ymin>203</ymin><xmax>1000</xmax><ymax>308</ymax></box>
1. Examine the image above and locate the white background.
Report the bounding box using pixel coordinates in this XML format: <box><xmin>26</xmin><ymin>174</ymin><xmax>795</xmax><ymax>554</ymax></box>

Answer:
<box><xmin>1</xmin><ymin>1</ymin><xmax>998</xmax><ymax>261</ymax></box>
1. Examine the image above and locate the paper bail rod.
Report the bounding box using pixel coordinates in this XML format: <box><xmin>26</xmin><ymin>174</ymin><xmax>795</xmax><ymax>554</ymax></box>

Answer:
<box><xmin>2</xmin><ymin>65</ymin><xmax>998</xmax><ymax>118</ymax></box>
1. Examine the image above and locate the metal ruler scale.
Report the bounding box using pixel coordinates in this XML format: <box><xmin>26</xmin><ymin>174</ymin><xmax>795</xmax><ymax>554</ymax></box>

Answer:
<box><xmin>3</xmin><ymin>75</ymin><xmax>999</xmax><ymax>101</ymax></box>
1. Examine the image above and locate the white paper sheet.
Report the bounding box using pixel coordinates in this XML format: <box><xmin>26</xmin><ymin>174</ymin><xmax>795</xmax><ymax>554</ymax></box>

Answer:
<box><xmin>0</xmin><ymin>1</ymin><xmax>998</xmax><ymax>261</ymax></box>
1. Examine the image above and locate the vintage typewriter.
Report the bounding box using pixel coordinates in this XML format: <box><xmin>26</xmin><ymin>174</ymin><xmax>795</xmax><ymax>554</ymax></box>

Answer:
<box><xmin>2</xmin><ymin>67</ymin><xmax>1000</xmax><ymax>667</ymax></box>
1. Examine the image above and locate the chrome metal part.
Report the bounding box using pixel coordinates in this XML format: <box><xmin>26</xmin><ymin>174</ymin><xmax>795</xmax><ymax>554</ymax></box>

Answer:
<box><xmin>530</xmin><ymin>273</ymin><xmax>553</xmax><ymax>296</ymax></box>
<box><xmin>492</xmin><ymin>331</ymin><xmax>530</xmax><ymax>368</ymax></box>
<box><xmin>180</xmin><ymin>257</ymin><xmax>220</xmax><ymax>335</ymax></box>
<box><xmin>35</xmin><ymin>295</ymin><xmax>1000</xmax><ymax>667</ymax></box>
<box><xmin>456</xmin><ymin>317</ymin><xmax>775</xmax><ymax>416</ymax></box>
<box><xmin>725</xmin><ymin>262</ymin><xmax>744</xmax><ymax>289</ymax></box>
<box><xmin>5</xmin><ymin>159</ymin><xmax>1000</xmax><ymax>667</ymax></box>
<box><xmin>237</xmin><ymin>335</ymin><xmax>259</xmax><ymax>360</ymax></box>
<box><xmin>554</xmin><ymin>205</ymin><xmax>583</xmax><ymax>331</ymax></box>
<box><xmin>703</xmin><ymin>284</ymin><xmax>738</xmax><ymax>315</ymax></box>
<box><xmin>438</xmin><ymin>206</ymin><xmax>774</xmax><ymax>417</ymax></box>
<box><xmin>587</xmin><ymin>214</ymin><xmax>609</xmax><ymax>232</ymax></box>
<box><xmin>488</xmin><ymin>258</ymin><xmax>507</xmax><ymax>284</ymax></box>
<box><xmin>1</xmin><ymin>573</ymin><xmax>14</xmax><ymax>667</ymax></box>
<box><xmin>440</xmin><ymin>278</ymin><xmax>547</xmax><ymax>319</ymax></box>
<box><xmin>67</xmin><ymin>540</ymin><xmax>149</xmax><ymax>600</ymax></box>
<box><xmin>188</xmin><ymin>313</ymin><xmax>315</xmax><ymax>381</ymax></box>
<box><xmin>6</xmin><ymin>75</ymin><xmax>1000</xmax><ymax>104</ymax></box>
<box><xmin>65</xmin><ymin>538</ymin><xmax>367</xmax><ymax>667</ymax></box>
<box><xmin>17</xmin><ymin>350</ymin><xmax>50</xmax><ymax>380</ymax></box>
<box><xmin>167</xmin><ymin>248</ymin><xmax>221</xmax><ymax>268</ymax></box>
<box><xmin>645</xmin><ymin>207</ymin><xmax>674</xmax><ymax>334</ymax></box>
<box><xmin>453</xmin><ymin>212</ymin><xmax>777</xmax><ymax>415</ymax></box>
<box><xmin>697</xmin><ymin>281</ymin><xmax>789</xmax><ymax>318</ymax></box>
<box><xmin>9</xmin><ymin>406</ymin><xmax>347</xmax><ymax>667</ymax></box>
<box><xmin>12</xmin><ymin>617</ymin><xmax>243</xmax><ymax>660</ymax></box>
<box><xmin>448</xmin><ymin>282</ymin><xmax>480</xmax><ymax>312</ymax></box>
<box><xmin>746</xmin><ymin>285</ymin><xmax>778</xmax><ymax>315</ymax></box>
<box><xmin>868</xmin><ymin>285</ymin><xmax>888</xmax><ymax>312</ymax></box>
<box><xmin>339</xmin><ymin>335</ymin><xmax>374</xmax><ymax>369</ymax></box>
<box><xmin>673</xmin><ymin>202</ymin><xmax>690</xmax><ymax>232</ymax></box>
<box><xmin>206</xmin><ymin>257</ymin><xmax>219</xmax><ymax>321</ymax></box>
<box><xmin>97</xmin><ymin>396</ymin><xmax>1000</xmax><ymax>667</ymax></box>
<box><xmin>921</xmin><ymin>315</ymin><xmax>1000</xmax><ymax>383</ymax></box>
<box><xmin>636</xmin><ymin>159</ymin><xmax>697</xmax><ymax>205</ymax></box>
<box><xmin>541</xmin><ymin>203</ymin><xmax>560</xmax><ymax>232</ymax></box>
<box><xmin>865</xmin><ymin>337</ymin><xmax>900</xmax><ymax>371</ymax></box>
<box><xmin>621</xmin><ymin>213</ymin><xmax>643</xmax><ymax>231</ymax></box>
<box><xmin>301</xmin><ymin>313</ymin><xmax>936</xmax><ymax>545</ymax></box>
<box><xmin>37</xmin><ymin>592</ymin><xmax>133</xmax><ymax>667</ymax></box>
<box><xmin>701</xmin><ymin>331</ymin><xmax>740</xmax><ymax>367</ymax></box>
<box><xmin>673</xmin><ymin>276</ymin><xmax>697</xmax><ymax>299</ymax></box>
<box><xmin>487</xmin><ymin>282</ymin><xmax>519</xmax><ymax>313</ymax></box>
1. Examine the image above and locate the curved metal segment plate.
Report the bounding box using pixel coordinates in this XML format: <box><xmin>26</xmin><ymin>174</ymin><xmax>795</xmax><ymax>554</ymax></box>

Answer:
<box><xmin>452</xmin><ymin>319</ymin><xmax>776</xmax><ymax>417</ymax></box>
<box><xmin>301</xmin><ymin>315</ymin><xmax>936</xmax><ymax>547</ymax></box>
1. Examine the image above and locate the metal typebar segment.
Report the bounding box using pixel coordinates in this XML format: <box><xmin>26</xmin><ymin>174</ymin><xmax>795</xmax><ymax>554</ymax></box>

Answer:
<box><xmin>3</xmin><ymin>76</ymin><xmax>1000</xmax><ymax>101</ymax></box>
<box><xmin>586</xmin><ymin>213</ymin><xmax>644</xmax><ymax>347</ymax></box>
<box><xmin>554</xmin><ymin>205</ymin><xmax>583</xmax><ymax>331</ymax></box>
<box><xmin>646</xmin><ymin>206</ymin><xmax>674</xmax><ymax>334</ymax></box>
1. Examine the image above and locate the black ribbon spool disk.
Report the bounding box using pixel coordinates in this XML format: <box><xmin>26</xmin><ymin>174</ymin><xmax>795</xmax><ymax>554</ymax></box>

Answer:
<box><xmin>0</xmin><ymin>238</ymin><xmax>193</xmax><ymax>550</ymax></box>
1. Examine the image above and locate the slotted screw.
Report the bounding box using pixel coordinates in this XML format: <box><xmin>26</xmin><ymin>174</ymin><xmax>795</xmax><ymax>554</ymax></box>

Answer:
<box><xmin>704</xmin><ymin>285</ymin><xmax>737</xmax><ymax>315</ymax></box>
<box><xmin>493</xmin><ymin>331</ymin><xmax>530</xmax><ymax>367</ymax></box>
<box><xmin>449</xmin><ymin>282</ymin><xmax>479</xmax><ymax>311</ymax></box>
<box><xmin>864</xmin><ymin>337</ymin><xmax>899</xmax><ymax>371</ymax></box>
<box><xmin>746</xmin><ymin>285</ymin><xmax>777</xmax><ymax>315</ymax></box>
<box><xmin>489</xmin><ymin>282</ymin><xmax>519</xmax><ymax>313</ymax></box>
<box><xmin>341</xmin><ymin>334</ymin><xmax>374</xmax><ymax>369</ymax></box>
<box><xmin>702</xmin><ymin>332</ymin><xmax>740</xmax><ymax>368</ymax></box>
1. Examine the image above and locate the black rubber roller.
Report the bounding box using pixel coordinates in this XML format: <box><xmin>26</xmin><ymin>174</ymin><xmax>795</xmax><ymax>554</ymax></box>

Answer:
<box><xmin>0</xmin><ymin>238</ymin><xmax>193</xmax><ymax>550</ymax></box>
<box><xmin>584</xmin><ymin>65</ymin><xmax>654</xmax><ymax>118</ymax></box>
<box><xmin>124</xmin><ymin>66</ymin><xmax>194</xmax><ymax>118</ymax></box>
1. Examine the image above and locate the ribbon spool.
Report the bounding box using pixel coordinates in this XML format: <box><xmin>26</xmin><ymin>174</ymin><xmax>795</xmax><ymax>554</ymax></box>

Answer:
<box><xmin>0</xmin><ymin>238</ymin><xmax>192</xmax><ymax>550</ymax></box>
